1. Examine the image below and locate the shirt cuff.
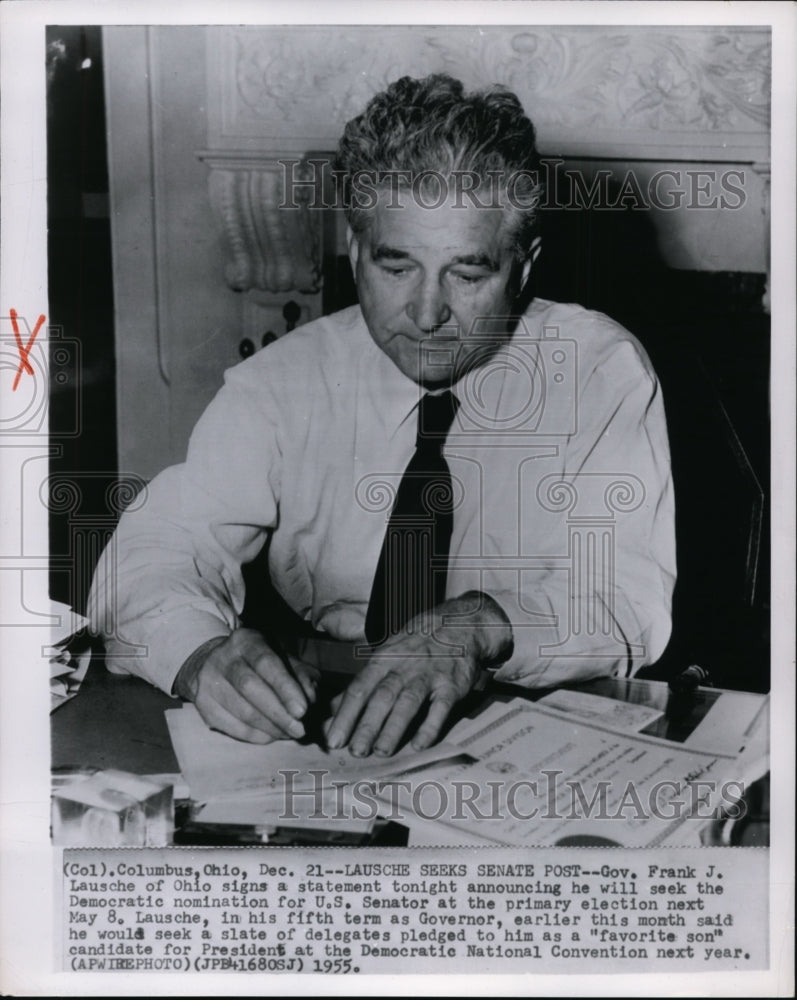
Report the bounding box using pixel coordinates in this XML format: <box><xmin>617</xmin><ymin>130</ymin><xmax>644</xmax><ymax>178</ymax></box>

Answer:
<box><xmin>104</xmin><ymin>611</ymin><xmax>232</xmax><ymax>697</ymax></box>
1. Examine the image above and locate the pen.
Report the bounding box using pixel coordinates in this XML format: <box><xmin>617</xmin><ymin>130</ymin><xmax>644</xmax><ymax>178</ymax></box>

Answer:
<box><xmin>266</xmin><ymin>629</ymin><xmax>334</xmax><ymax>747</ymax></box>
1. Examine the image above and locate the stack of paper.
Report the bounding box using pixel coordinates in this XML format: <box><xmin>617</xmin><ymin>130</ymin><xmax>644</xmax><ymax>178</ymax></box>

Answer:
<box><xmin>49</xmin><ymin>600</ymin><xmax>91</xmax><ymax>712</ymax></box>
<box><xmin>375</xmin><ymin>692</ymin><xmax>770</xmax><ymax>848</ymax></box>
<box><xmin>165</xmin><ymin>704</ymin><xmax>467</xmax><ymax>836</ymax></box>
<box><xmin>165</xmin><ymin>686</ymin><xmax>768</xmax><ymax>847</ymax></box>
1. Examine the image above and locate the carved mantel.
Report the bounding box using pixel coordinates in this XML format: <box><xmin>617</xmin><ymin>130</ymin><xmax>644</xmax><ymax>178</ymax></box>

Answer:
<box><xmin>198</xmin><ymin>24</ymin><xmax>771</xmax><ymax>301</ymax></box>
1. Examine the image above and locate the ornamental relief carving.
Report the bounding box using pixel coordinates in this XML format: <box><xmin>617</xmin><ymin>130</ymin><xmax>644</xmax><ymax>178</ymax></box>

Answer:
<box><xmin>199</xmin><ymin>155</ymin><xmax>322</xmax><ymax>295</ymax></box>
<box><xmin>232</xmin><ymin>30</ymin><xmax>392</xmax><ymax>135</ymax></box>
<box><xmin>200</xmin><ymin>25</ymin><xmax>770</xmax><ymax>296</ymax></box>
<box><xmin>218</xmin><ymin>25</ymin><xmax>770</xmax><ymax>145</ymax></box>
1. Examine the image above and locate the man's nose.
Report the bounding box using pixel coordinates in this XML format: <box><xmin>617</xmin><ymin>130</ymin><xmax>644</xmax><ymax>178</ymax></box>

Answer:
<box><xmin>406</xmin><ymin>278</ymin><xmax>452</xmax><ymax>333</ymax></box>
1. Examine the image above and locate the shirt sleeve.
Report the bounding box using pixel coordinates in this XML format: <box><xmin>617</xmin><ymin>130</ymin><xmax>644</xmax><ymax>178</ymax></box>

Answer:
<box><xmin>489</xmin><ymin>334</ymin><xmax>676</xmax><ymax>687</ymax></box>
<box><xmin>88</xmin><ymin>362</ymin><xmax>283</xmax><ymax>695</ymax></box>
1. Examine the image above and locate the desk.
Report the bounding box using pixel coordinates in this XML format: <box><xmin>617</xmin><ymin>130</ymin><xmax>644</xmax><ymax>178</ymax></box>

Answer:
<box><xmin>51</xmin><ymin>651</ymin><xmax>768</xmax><ymax>846</ymax></box>
<box><xmin>51</xmin><ymin>658</ymin><xmax>715</xmax><ymax>775</ymax></box>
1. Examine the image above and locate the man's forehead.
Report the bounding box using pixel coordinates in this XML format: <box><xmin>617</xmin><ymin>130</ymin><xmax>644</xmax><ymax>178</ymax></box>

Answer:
<box><xmin>363</xmin><ymin>193</ymin><xmax>510</xmax><ymax>259</ymax></box>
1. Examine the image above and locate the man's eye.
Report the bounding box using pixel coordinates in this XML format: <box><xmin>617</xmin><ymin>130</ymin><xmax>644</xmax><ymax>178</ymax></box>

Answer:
<box><xmin>381</xmin><ymin>265</ymin><xmax>411</xmax><ymax>277</ymax></box>
<box><xmin>451</xmin><ymin>272</ymin><xmax>486</xmax><ymax>285</ymax></box>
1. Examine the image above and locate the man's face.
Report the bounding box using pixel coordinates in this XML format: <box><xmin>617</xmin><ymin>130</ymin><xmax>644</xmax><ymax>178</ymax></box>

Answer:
<box><xmin>349</xmin><ymin>189</ymin><xmax>531</xmax><ymax>387</ymax></box>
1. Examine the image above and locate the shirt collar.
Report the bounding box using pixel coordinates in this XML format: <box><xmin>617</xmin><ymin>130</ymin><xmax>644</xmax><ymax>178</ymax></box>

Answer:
<box><xmin>356</xmin><ymin>309</ymin><xmax>484</xmax><ymax>440</ymax></box>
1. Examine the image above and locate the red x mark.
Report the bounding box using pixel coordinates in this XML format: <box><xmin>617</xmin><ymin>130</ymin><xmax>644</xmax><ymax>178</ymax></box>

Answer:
<box><xmin>10</xmin><ymin>309</ymin><xmax>46</xmax><ymax>391</ymax></box>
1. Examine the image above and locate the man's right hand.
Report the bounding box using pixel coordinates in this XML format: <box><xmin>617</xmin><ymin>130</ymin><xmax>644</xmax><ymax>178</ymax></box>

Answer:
<box><xmin>173</xmin><ymin>628</ymin><xmax>316</xmax><ymax>743</ymax></box>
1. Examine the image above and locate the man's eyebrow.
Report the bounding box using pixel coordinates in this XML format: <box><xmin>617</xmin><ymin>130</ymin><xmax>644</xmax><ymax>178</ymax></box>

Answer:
<box><xmin>371</xmin><ymin>245</ymin><xmax>411</xmax><ymax>262</ymax></box>
<box><xmin>450</xmin><ymin>253</ymin><xmax>500</xmax><ymax>271</ymax></box>
<box><xmin>370</xmin><ymin>246</ymin><xmax>501</xmax><ymax>270</ymax></box>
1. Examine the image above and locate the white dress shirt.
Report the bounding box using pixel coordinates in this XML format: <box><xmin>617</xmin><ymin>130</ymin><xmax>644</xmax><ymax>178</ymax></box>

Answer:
<box><xmin>90</xmin><ymin>299</ymin><xmax>675</xmax><ymax>694</ymax></box>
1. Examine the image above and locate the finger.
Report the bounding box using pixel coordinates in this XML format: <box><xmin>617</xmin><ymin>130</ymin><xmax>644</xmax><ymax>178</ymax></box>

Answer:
<box><xmin>347</xmin><ymin>675</ymin><xmax>405</xmax><ymax>757</ymax></box>
<box><xmin>326</xmin><ymin>669</ymin><xmax>384</xmax><ymax>750</ymax></box>
<box><xmin>241</xmin><ymin>638</ymin><xmax>308</xmax><ymax>718</ymax></box>
<box><xmin>293</xmin><ymin>662</ymin><xmax>320</xmax><ymax>703</ymax></box>
<box><xmin>226</xmin><ymin>659</ymin><xmax>306</xmax><ymax>738</ymax></box>
<box><xmin>372</xmin><ymin>680</ymin><xmax>430</xmax><ymax>757</ymax></box>
<box><xmin>321</xmin><ymin>693</ymin><xmax>343</xmax><ymax>738</ymax></box>
<box><xmin>197</xmin><ymin>669</ymin><xmax>300</xmax><ymax>740</ymax></box>
<box><xmin>195</xmin><ymin>694</ymin><xmax>282</xmax><ymax>744</ymax></box>
<box><xmin>218</xmin><ymin>674</ymin><xmax>303</xmax><ymax>739</ymax></box>
<box><xmin>410</xmin><ymin>689</ymin><xmax>458</xmax><ymax>750</ymax></box>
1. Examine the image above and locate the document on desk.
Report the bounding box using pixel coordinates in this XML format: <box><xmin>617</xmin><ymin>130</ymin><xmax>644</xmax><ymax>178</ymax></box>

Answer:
<box><xmin>165</xmin><ymin>704</ymin><xmax>465</xmax><ymax>804</ymax></box>
<box><xmin>538</xmin><ymin>688</ymin><xmax>664</xmax><ymax>730</ymax></box>
<box><xmin>375</xmin><ymin>699</ymin><xmax>749</xmax><ymax>848</ymax></box>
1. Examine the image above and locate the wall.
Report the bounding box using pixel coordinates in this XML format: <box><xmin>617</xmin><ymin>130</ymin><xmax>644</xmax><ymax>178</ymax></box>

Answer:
<box><xmin>104</xmin><ymin>24</ymin><xmax>771</xmax><ymax>478</ymax></box>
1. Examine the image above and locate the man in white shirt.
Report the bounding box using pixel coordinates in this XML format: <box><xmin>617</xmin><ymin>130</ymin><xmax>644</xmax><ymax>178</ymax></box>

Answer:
<box><xmin>90</xmin><ymin>74</ymin><xmax>675</xmax><ymax>757</ymax></box>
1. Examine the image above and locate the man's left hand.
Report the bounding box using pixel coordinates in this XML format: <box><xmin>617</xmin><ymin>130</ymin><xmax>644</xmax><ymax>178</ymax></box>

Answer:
<box><xmin>325</xmin><ymin>592</ymin><xmax>512</xmax><ymax>756</ymax></box>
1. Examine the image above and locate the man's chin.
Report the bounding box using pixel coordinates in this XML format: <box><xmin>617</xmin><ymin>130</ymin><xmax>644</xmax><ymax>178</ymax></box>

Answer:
<box><xmin>422</xmin><ymin>342</ymin><xmax>505</xmax><ymax>386</ymax></box>
<box><xmin>389</xmin><ymin>337</ymin><xmax>500</xmax><ymax>387</ymax></box>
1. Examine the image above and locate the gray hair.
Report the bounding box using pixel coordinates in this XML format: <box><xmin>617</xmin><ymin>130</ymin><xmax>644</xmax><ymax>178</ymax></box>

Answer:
<box><xmin>335</xmin><ymin>73</ymin><xmax>544</xmax><ymax>261</ymax></box>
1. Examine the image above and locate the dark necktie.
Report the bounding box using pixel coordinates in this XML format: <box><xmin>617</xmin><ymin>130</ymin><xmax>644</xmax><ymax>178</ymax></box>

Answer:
<box><xmin>365</xmin><ymin>390</ymin><xmax>460</xmax><ymax>645</ymax></box>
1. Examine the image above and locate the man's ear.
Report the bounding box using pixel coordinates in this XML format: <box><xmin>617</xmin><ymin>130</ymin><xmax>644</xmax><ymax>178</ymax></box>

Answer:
<box><xmin>346</xmin><ymin>225</ymin><xmax>360</xmax><ymax>273</ymax></box>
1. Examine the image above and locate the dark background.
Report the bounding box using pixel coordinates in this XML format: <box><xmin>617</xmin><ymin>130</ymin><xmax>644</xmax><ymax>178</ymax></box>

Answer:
<box><xmin>47</xmin><ymin>26</ymin><xmax>770</xmax><ymax>693</ymax></box>
<box><xmin>47</xmin><ymin>26</ymin><xmax>117</xmax><ymax>617</ymax></box>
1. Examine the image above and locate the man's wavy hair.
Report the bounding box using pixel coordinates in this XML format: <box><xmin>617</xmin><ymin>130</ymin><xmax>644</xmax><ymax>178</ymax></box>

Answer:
<box><xmin>335</xmin><ymin>73</ymin><xmax>544</xmax><ymax>261</ymax></box>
